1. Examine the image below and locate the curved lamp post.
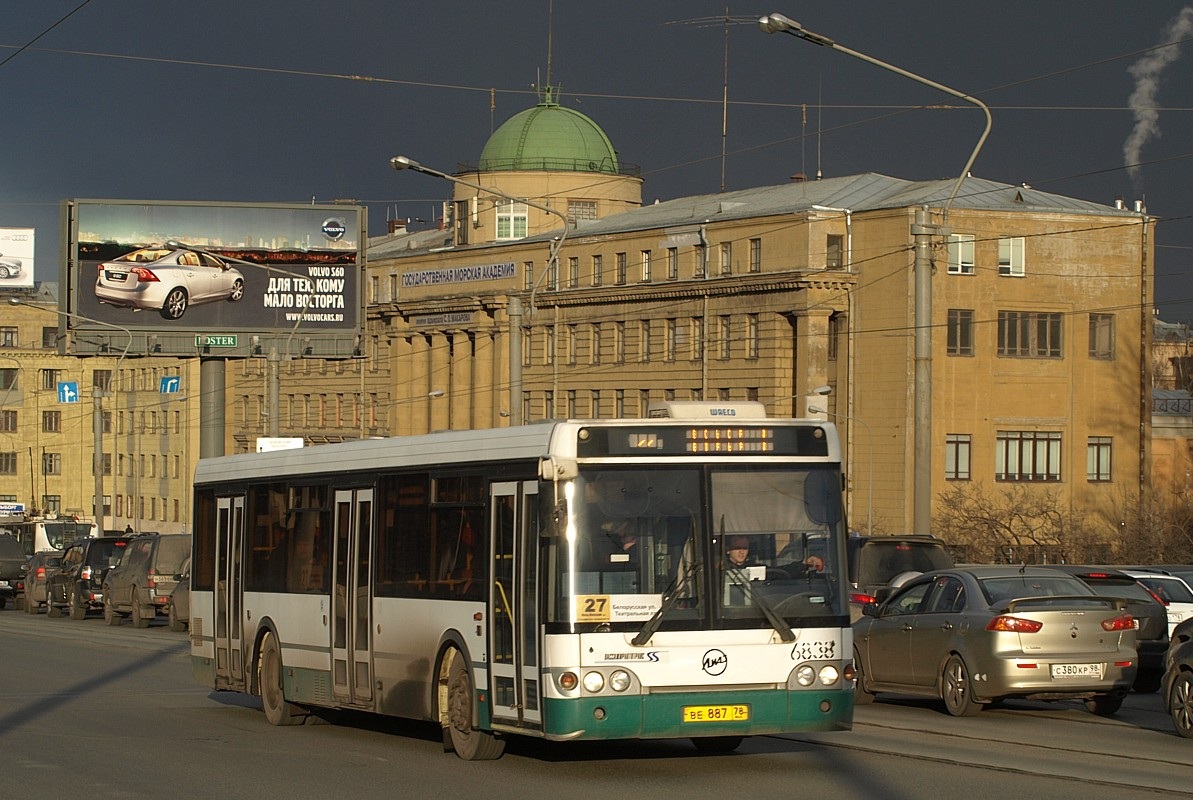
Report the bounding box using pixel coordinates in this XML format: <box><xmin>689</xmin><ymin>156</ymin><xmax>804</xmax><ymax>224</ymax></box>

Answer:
<box><xmin>758</xmin><ymin>13</ymin><xmax>991</xmax><ymax>534</ymax></box>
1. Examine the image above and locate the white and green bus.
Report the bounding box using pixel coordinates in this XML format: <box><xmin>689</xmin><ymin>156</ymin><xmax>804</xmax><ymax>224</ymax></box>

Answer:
<box><xmin>189</xmin><ymin>402</ymin><xmax>854</xmax><ymax>759</ymax></box>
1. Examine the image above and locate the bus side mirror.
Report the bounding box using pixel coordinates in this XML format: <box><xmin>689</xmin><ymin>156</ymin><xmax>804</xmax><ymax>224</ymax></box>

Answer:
<box><xmin>540</xmin><ymin>457</ymin><xmax>578</xmax><ymax>481</ymax></box>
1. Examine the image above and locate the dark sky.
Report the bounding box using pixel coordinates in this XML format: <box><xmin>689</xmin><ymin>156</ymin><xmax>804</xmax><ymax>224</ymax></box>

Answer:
<box><xmin>4</xmin><ymin>1</ymin><xmax>1193</xmax><ymax>319</ymax></box>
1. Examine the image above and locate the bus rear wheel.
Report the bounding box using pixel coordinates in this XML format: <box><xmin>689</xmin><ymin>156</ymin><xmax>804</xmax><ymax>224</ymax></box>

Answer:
<box><xmin>260</xmin><ymin>633</ymin><xmax>305</xmax><ymax>726</ymax></box>
<box><xmin>446</xmin><ymin>651</ymin><xmax>504</xmax><ymax>760</ymax></box>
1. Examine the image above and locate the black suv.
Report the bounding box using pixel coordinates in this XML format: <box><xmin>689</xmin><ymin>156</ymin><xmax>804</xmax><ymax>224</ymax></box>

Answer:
<box><xmin>46</xmin><ymin>536</ymin><xmax>131</xmax><ymax>620</ymax></box>
<box><xmin>0</xmin><ymin>534</ymin><xmax>25</xmax><ymax>610</ymax></box>
<box><xmin>847</xmin><ymin>534</ymin><xmax>954</xmax><ymax>616</ymax></box>
<box><xmin>102</xmin><ymin>533</ymin><xmax>191</xmax><ymax>628</ymax></box>
<box><xmin>1050</xmin><ymin>565</ymin><xmax>1169</xmax><ymax>693</ymax></box>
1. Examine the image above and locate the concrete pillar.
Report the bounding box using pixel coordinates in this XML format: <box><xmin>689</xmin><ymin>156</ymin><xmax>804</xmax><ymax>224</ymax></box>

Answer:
<box><xmin>450</xmin><ymin>330</ymin><xmax>472</xmax><ymax>431</ymax></box>
<box><xmin>429</xmin><ymin>331</ymin><xmax>450</xmax><ymax>432</ymax></box>
<box><xmin>474</xmin><ymin>330</ymin><xmax>495</xmax><ymax>429</ymax></box>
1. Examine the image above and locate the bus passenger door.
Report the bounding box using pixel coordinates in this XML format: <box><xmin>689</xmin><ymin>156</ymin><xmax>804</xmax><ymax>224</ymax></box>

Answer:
<box><xmin>331</xmin><ymin>488</ymin><xmax>374</xmax><ymax>706</ymax></box>
<box><xmin>489</xmin><ymin>481</ymin><xmax>542</xmax><ymax>729</ymax></box>
<box><xmin>214</xmin><ymin>496</ymin><xmax>245</xmax><ymax>689</ymax></box>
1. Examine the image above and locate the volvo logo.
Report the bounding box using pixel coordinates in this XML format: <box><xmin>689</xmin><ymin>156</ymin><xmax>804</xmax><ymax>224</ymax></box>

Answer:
<box><xmin>321</xmin><ymin>217</ymin><xmax>347</xmax><ymax>242</ymax></box>
<box><xmin>702</xmin><ymin>648</ymin><xmax>728</xmax><ymax>676</ymax></box>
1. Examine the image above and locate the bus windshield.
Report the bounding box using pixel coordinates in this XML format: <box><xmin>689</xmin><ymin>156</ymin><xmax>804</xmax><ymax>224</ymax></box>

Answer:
<box><xmin>555</xmin><ymin>465</ymin><xmax>845</xmax><ymax>632</ymax></box>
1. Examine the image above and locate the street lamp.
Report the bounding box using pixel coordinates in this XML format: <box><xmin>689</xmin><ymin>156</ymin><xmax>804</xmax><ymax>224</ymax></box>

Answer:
<box><xmin>10</xmin><ymin>297</ymin><xmax>132</xmax><ymax>530</ymax></box>
<box><xmin>809</xmin><ymin>403</ymin><xmax>873</xmax><ymax>536</ymax></box>
<box><xmin>390</xmin><ymin>155</ymin><xmax>575</xmax><ymax>426</ymax></box>
<box><xmin>759</xmin><ymin>13</ymin><xmax>992</xmax><ymax>535</ymax></box>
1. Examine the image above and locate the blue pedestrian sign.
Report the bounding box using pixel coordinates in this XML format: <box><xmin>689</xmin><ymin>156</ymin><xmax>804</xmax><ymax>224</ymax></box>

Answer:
<box><xmin>57</xmin><ymin>381</ymin><xmax>79</xmax><ymax>404</ymax></box>
<box><xmin>160</xmin><ymin>376</ymin><xmax>181</xmax><ymax>394</ymax></box>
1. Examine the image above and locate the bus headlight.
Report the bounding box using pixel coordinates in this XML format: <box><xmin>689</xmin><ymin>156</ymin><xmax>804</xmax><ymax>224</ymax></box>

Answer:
<box><xmin>796</xmin><ymin>665</ymin><xmax>816</xmax><ymax>686</ymax></box>
<box><xmin>583</xmin><ymin>671</ymin><xmax>605</xmax><ymax>693</ymax></box>
<box><xmin>609</xmin><ymin>670</ymin><xmax>631</xmax><ymax>692</ymax></box>
<box><xmin>818</xmin><ymin>665</ymin><xmax>840</xmax><ymax>686</ymax></box>
<box><xmin>559</xmin><ymin>671</ymin><xmax>578</xmax><ymax>691</ymax></box>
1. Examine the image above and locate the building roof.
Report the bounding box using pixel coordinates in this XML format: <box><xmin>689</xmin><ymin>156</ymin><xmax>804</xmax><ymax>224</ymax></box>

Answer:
<box><xmin>477</xmin><ymin>87</ymin><xmax>621</xmax><ymax>175</ymax></box>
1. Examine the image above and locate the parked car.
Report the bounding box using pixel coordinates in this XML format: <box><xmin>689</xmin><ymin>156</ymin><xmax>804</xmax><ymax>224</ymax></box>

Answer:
<box><xmin>46</xmin><ymin>536</ymin><xmax>131</xmax><ymax>620</ymax></box>
<box><xmin>102</xmin><ymin>533</ymin><xmax>191</xmax><ymax>627</ymax></box>
<box><xmin>1163</xmin><ymin>636</ymin><xmax>1193</xmax><ymax>738</ymax></box>
<box><xmin>853</xmin><ymin>566</ymin><xmax>1137</xmax><ymax>717</ymax></box>
<box><xmin>0</xmin><ymin>252</ymin><xmax>23</xmax><ymax>279</ymax></box>
<box><xmin>847</xmin><ymin>533</ymin><xmax>954</xmax><ymax>620</ymax></box>
<box><xmin>1122</xmin><ymin>569</ymin><xmax>1193</xmax><ymax>637</ymax></box>
<box><xmin>1050</xmin><ymin>565</ymin><xmax>1169</xmax><ymax>693</ymax></box>
<box><xmin>0</xmin><ymin>534</ymin><xmax>25</xmax><ymax>610</ymax></box>
<box><xmin>22</xmin><ymin>550</ymin><xmax>63</xmax><ymax>614</ymax></box>
<box><xmin>95</xmin><ymin>244</ymin><xmax>244</xmax><ymax>320</ymax></box>
<box><xmin>167</xmin><ymin>557</ymin><xmax>190</xmax><ymax>632</ymax></box>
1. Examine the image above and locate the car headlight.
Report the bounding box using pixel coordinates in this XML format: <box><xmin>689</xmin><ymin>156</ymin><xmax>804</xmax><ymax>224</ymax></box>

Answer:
<box><xmin>818</xmin><ymin>665</ymin><xmax>840</xmax><ymax>686</ymax></box>
<box><xmin>583</xmin><ymin>671</ymin><xmax>605</xmax><ymax>693</ymax></box>
<box><xmin>796</xmin><ymin>665</ymin><xmax>816</xmax><ymax>686</ymax></box>
<box><xmin>609</xmin><ymin>670</ymin><xmax>631</xmax><ymax>692</ymax></box>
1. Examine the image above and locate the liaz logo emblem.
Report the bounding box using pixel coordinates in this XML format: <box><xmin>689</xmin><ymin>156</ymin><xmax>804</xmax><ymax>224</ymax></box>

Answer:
<box><xmin>702</xmin><ymin>648</ymin><xmax>727</xmax><ymax>676</ymax></box>
<box><xmin>321</xmin><ymin>217</ymin><xmax>347</xmax><ymax>242</ymax></box>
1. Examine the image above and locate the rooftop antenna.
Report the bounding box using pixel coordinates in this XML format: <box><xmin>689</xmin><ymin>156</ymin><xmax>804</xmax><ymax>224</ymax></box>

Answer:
<box><xmin>816</xmin><ymin>73</ymin><xmax>823</xmax><ymax>180</ymax></box>
<box><xmin>720</xmin><ymin>7</ymin><xmax>730</xmax><ymax>192</ymax></box>
<box><xmin>545</xmin><ymin>0</ymin><xmax>554</xmax><ymax>89</ymax></box>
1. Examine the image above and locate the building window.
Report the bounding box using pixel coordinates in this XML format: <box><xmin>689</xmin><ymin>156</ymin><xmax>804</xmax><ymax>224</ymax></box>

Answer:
<box><xmin>639</xmin><ymin>389</ymin><xmax>651</xmax><ymax>416</ymax></box>
<box><xmin>591</xmin><ymin>254</ymin><xmax>603</xmax><ymax>287</ymax></box>
<box><xmin>42</xmin><ymin>411</ymin><xmax>61</xmax><ymax>433</ymax></box>
<box><xmin>616</xmin><ymin>252</ymin><xmax>627</xmax><ymax>285</ymax></box>
<box><xmin>41</xmin><ymin>369</ymin><xmax>61</xmax><ymax>391</ymax></box>
<box><xmin>388</xmin><ymin>274</ymin><xmax>398</xmax><ymax>302</ymax></box>
<box><xmin>1087</xmin><ymin>436</ymin><xmax>1112</xmax><ymax>482</ymax></box>
<box><xmin>42</xmin><ymin>452</ymin><xmax>62</xmax><ymax>475</ymax></box>
<box><xmin>590</xmin><ymin>323</ymin><xmax>602</xmax><ymax>365</ymax></box>
<box><xmin>615</xmin><ymin>389</ymin><xmax>625</xmax><ymax>417</ymax></box>
<box><xmin>1089</xmin><ymin>313</ymin><xmax>1115</xmax><ymax>359</ymax></box>
<box><xmin>0</xmin><ymin>368</ymin><xmax>15</xmax><ymax>391</ymax></box>
<box><xmin>746</xmin><ymin>314</ymin><xmax>759</xmax><ymax>359</ymax></box>
<box><xmin>453</xmin><ymin>199</ymin><xmax>471</xmax><ymax>246</ymax></box>
<box><xmin>998</xmin><ymin>311</ymin><xmax>1062</xmax><ymax>358</ymax></box>
<box><xmin>566</xmin><ymin>390</ymin><xmax>577</xmax><ymax>418</ymax></box>
<box><xmin>567</xmin><ymin>257</ymin><xmax>579</xmax><ymax>288</ymax></box>
<box><xmin>590</xmin><ymin>389</ymin><xmax>601</xmax><ymax>417</ymax></box>
<box><xmin>639</xmin><ymin>321</ymin><xmax>651</xmax><ymax>362</ymax></box>
<box><xmin>566</xmin><ymin>324</ymin><xmax>577</xmax><ymax>365</ymax></box>
<box><xmin>996</xmin><ymin>431</ymin><xmax>1061</xmax><ymax>482</ymax></box>
<box><xmin>718</xmin><ymin>316</ymin><xmax>731</xmax><ymax>359</ymax></box>
<box><xmin>523</xmin><ymin>262</ymin><xmax>534</xmax><ymax>291</ymax></box>
<box><xmin>42</xmin><ymin>327</ymin><xmax>57</xmax><ymax>349</ymax></box>
<box><xmin>828</xmin><ymin>314</ymin><xmax>840</xmax><ymax>361</ymax></box>
<box><xmin>719</xmin><ymin>242</ymin><xmax>732</xmax><ymax>275</ymax></box>
<box><xmin>614</xmin><ymin>322</ymin><xmax>625</xmax><ymax>363</ymax></box>
<box><xmin>694</xmin><ymin>243</ymin><xmax>707</xmax><ymax>277</ymax></box>
<box><xmin>0</xmin><ymin>452</ymin><xmax>15</xmax><ymax>474</ymax></box>
<box><xmin>665</xmin><ymin>319</ymin><xmax>677</xmax><ymax>362</ymax></box>
<box><xmin>369</xmin><ymin>275</ymin><xmax>379</xmax><ymax>303</ymax></box>
<box><xmin>545</xmin><ymin>326</ymin><xmax>555</xmax><ymax>366</ymax></box>
<box><xmin>947</xmin><ymin>234</ymin><xmax>975</xmax><ymax>275</ymax></box>
<box><xmin>749</xmin><ymin>238</ymin><xmax>762</xmax><ymax>273</ymax></box>
<box><xmin>93</xmin><ymin>453</ymin><xmax>112</xmax><ymax>477</ymax></box>
<box><xmin>42</xmin><ymin>495</ymin><xmax>61</xmax><ymax>514</ymax></box>
<box><xmin>690</xmin><ymin>317</ymin><xmax>704</xmax><ymax>362</ymax></box>
<box><xmin>0</xmin><ymin>410</ymin><xmax>15</xmax><ymax>431</ymax></box>
<box><xmin>0</xmin><ymin>327</ymin><xmax>15</xmax><ymax>348</ymax></box>
<box><xmin>94</xmin><ymin>369</ymin><xmax>111</xmax><ymax>390</ymax></box>
<box><xmin>667</xmin><ymin>247</ymin><xmax>679</xmax><ymax>280</ymax></box>
<box><xmin>495</xmin><ymin>200</ymin><xmax>528</xmax><ymax>240</ymax></box>
<box><xmin>826</xmin><ymin>234</ymin><xmax>844</xmax><ymax>269</ymax></box>
<box><xmin>568</xmin><ymin>199</ymin><xmax>597</xmax><ymax>222</ymax></box>
<box><xmin>947</xmin><ymin>309</ymin><xmax>975</xmax><ymax>356</ymax></box>
<box><xmin>544</xmin><ymin>391</ymin><xmax>554</xmax><ymax>419</ymax></box>
<box><xmin>640</xmin><ymin>250</ymin><xmax>651</xmax><ymax>282</ymax></box>
<box><xmin>998</xmin><ymin>236</ymin><xmax>1026</xmax><ymax>276</ymax></box>
<box><xmin>945</xmin><ymin>434</ymin><xmax>972</xmax><ymax>480</ymax></box>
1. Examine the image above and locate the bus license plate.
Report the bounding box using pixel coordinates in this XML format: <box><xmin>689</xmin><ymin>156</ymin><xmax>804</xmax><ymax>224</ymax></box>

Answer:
<box><xmin>1051</xmin><ymin>663</ymin><xmax>1102</xmax><ymax>679</ymax></box>
<box><xmin>682</xmin><ymin>704</ymin><xmax>749</xmax><ymax>723</ymax></box>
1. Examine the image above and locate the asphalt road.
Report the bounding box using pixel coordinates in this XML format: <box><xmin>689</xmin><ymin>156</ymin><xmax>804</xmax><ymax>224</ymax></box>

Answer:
<box><xmin>1</xmin><ymin>609</ymin><xmax>1190</xmax><ymax>800</ymax></box>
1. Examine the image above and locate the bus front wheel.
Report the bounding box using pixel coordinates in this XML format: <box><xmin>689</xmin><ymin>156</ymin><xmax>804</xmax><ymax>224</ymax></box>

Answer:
<box><xmin>446</xmin><ymin>651</ymin><xmax>505</xmax><ymax>760</ymax></box>
<box><xmin>260</xmin><ymin>633</ymin><xmax>305</xmax><ymax>726</ymax></box>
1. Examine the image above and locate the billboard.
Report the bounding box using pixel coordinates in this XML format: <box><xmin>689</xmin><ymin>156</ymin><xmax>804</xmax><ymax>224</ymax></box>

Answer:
<box><xmin>63</xmin><ymin>200</ymin><xmax>364</xmax><ymax>359</ymax></box>
<box><xmin>0</xmin><ymin>227</ymin><xmax>35</xmax><ymax>289</ymax></box>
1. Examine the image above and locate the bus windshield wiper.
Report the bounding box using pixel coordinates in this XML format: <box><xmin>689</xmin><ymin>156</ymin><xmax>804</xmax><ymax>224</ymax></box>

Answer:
<box><xmin>724</xmin><ymin>569</ymin><xmax>796</xmax><ymax>643</ymax></box>
<box><xmin>631</xmin><ymin>558</ymin><xmax>700</xmax><ymax>646</ymax></box>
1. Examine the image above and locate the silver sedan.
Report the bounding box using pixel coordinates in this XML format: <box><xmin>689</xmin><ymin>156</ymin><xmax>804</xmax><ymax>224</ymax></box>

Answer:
<box><xmin>853</xmin><ymin>565</ymin><xmax>1137</xmax><ymax>717</ymax></box>
<box><xmin>95</xmin><ymin>245</ymin><xmax>244</xmax><ymax>320</ymax></box>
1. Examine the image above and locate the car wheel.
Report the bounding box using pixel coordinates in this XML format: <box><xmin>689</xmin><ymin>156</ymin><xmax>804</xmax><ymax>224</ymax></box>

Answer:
<box><xmin>25</xmin><ymin>595</ymin><xmax>37</xmax><ymax>614</ymax></box>
<box><xmin>941</xmin><ymin>654</ymin><xmax>983</xmax><ymax>717</ymax></box>
<box><xmin>0</xmin><ymin>596</ymin><xmax>6</xmax><ymax>610</ymax></box>
<box><xmin>68</xmin><ymin>587</ymin><xmax>86</xmax><ymax>620</ymax></box>
<box><xmin>260</xmin><ymin>632</ymin><xmax>305</xmax><ymax>726</ymax></box>
<box><xmin>168</xmin><ymin>600</ymin><xmax>186</xmax><ymax>632</ymax></box>
<box><xmin>47</xmin><ymin>590</ymin><xmax>62</xmax><ymax>618</ymax></box>
<box><xmin>853</xmin><ymin>647</ymin><xmax>875</xmax><ymax>704</ymax></box>
<box><xmin>1085</xmin><ymin>692</ymin><xmax>1124</xmax><ymax>716</ymax></box>
<box><xmin>131</xmin><ymin>595</ymin><xmax>149</xmax><ymax>629</ymax></box>
<box><xmin>228</xmin><ymin>278</ymin><xmax>244</xmax><ymax>302</ymax></box>
<box><xmin>446</xmin><ymin>649</ymin><xmax>505</xmax><ymax>760</ymax></box>
<box><xmin>103</xmin><ymin>593</ymin><xmax>120</xmax><ymax>625</ymax></box>
<box><xmin>1170</xmin><ymin>671</ymin><xmax>1193</xmax><ymax>738</ymax></box>
<box><xmin>0</xmin><ymin>266</ymin><xmax>9</xmax><ymax>279</ymax></box>
<box><xmin>161</xmin><ymin>288</ymin><xmax>188</xmax><ymax>320</ymax></box>
<box><xmin>1135</xmin><ymin>670</ymin><xmax>1163</xmax><ymax>694</ymax></box>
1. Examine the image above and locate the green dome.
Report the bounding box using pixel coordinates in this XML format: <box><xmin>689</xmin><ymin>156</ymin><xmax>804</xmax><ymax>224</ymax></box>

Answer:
<box><xmin>478</xmin><ymin>88</ymin><xmax>620</xmax><ymax>175</ymax></box>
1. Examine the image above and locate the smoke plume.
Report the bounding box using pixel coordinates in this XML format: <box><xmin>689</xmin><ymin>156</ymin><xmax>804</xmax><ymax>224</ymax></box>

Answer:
<box><xmin>1124</xmin><ymin>6</ymin><xmax>1193</xmax><ymax>192</ymax></box>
